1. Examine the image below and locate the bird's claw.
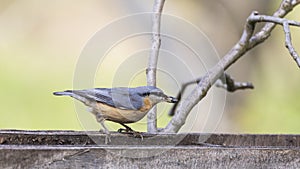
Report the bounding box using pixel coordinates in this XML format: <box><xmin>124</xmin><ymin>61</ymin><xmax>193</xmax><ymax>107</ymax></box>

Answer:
<box><xmin>105</xmin><ymin>133</ymin><xmax>111</xmax><ymax>144</ymax></box>
<box><xmin>117</xmin><ymin>128</ymin><xmax>129</xmax><ymax>133</ymax></box>
<box><xmin>117</xmin><ymin>128</ymin><xmax>143</xmax><ymax>140</ymax></box>
<box><xmin>99</xmin><ymin>128</ymin><xmax>111</xmax><ymax>144</ymax></box>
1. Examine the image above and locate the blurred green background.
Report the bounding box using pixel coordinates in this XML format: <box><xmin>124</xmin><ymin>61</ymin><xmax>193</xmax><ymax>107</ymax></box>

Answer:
<box><xmin>0</xmin><ymin>0</ymin><xmax>299</xmax><ymax>133</ymax></box>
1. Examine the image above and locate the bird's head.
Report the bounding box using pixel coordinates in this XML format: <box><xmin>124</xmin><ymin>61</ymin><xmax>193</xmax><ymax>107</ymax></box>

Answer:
<box><xmin>134</xmin><ymin>86</ymin><xmax>178</xmax><ymax>105</ymax></box>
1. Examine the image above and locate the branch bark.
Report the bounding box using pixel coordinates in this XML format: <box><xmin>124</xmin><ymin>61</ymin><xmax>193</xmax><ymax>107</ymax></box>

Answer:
<box><xmin>283</xmin><ymin>21</ymin><xmax>300</xmax><ymax>67</ymax></box>
<box><xmin>147</xmin><ymin>0</ymin><xmax>165</xmax><ymax>133</ymax></box>
<box><xmin>168</xmin><ymin>74</ymin><xmax>254</xmax><ymax>116</ymax></box>
<box><xmin>163</xmin><ymin>0</ymin><xmax>300</xmax><ymax>133</ymax></box>
<box><xmin>215</xmin><ymin>74</ymin><xmax>254</xmax><ymax>92</ymax></box>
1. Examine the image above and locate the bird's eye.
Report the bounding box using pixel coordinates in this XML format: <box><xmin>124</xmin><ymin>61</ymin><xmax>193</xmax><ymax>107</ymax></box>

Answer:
<box><xmin>142</xmin><ymin>92</ymin><xmax>150</xmax><ymax>96</ymax></box>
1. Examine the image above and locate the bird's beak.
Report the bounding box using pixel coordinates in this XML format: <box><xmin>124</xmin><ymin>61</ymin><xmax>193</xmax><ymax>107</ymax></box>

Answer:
<box><xmin>165</xmin><ymin>96</ymin><xmax>178</xmax><ymax>103</ymax></box>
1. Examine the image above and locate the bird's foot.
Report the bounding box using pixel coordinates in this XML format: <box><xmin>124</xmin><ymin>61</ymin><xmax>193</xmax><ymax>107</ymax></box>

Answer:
<box><xmin>99</xmin><ymin>129</ymin><xmax>111</xmax><ymax>144</ymax></box>
<box><xmin>117</xmin><ymin>124</ymin><xmax>133</xmax><ymax>133</ymax></box>
<box><xmin>117</xmin><ymin>128</ymin><xmax>129</xmax><ymax>133</ymax></box>
<box><xmin>131</xmin><ymin>131</ymin><xmax>143</xmax><ymax>140</ymax></box>
<box><xmin>99</xmin><ymin>129</ymin><xmax>105</xmax><ymax>133</ymax></box>
<box><xmin>105</xmin><ymin>133</ymin><xmax>111</xmax><ymax>144</ymax></box>
<box><xmin>117</xmin><ymin>128</ymin><xmax>143</xmax><ymax>140</ymax></box>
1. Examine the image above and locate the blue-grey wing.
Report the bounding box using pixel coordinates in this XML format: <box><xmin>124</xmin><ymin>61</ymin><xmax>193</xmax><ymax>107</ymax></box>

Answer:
<box><xmin>74</xmin><ymin>88</ymin><xmax>143</xmax><ymax>110</ymax></box>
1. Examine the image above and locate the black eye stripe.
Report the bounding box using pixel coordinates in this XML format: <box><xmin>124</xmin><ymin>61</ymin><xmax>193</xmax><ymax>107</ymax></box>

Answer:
<box><xmin>139</xmin><ymin>91</ymin><xmax>164</xmax><ymax>97</ymax></box>
<box><xmin>140</xmin><ymin>92</ymin><xmax>150</xmax><ymax>96</ymax></box>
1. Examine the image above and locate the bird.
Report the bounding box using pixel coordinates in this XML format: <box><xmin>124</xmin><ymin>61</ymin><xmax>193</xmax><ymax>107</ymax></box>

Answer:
<box><xmin>53</xmin><ymin>86</ymin><xmax>178</xmax><ymax>143</ymax></box>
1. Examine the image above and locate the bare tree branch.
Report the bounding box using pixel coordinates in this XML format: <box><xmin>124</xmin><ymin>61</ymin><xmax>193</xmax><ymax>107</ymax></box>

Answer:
<box><xmin>168</xmin><ymin>73</ymin><xmax>253</xmax><ymax>116</ymax></box>
<box><xmin>167</xmin><ymin>77</ymin><xmax>202</xmax><ymax>116</ymax></box>
<box><xmin>215</xmin><ymin>74</ymin><xmax>254</xmax><ymax>92</ymax></box>
<box><xmin>163</xmin><ymin>11</ymin><xmax>258</xmax><ymax>133</ymax></box>
<box><xmin>147</xmin><ymin>0</ymin><xmax>165</xmax><ymax>133</ymax></box>
<box><xmin>247</xmin><ymin>0</ymin><xmax>300</xmax><ymax>50</ymax></box>
<box><xmin>163</xmin><ymin>0</ymin><xmax>300</xmax><ymax>133</ymax></box>
<box><xmin>248</xmin><ymin>14</ymin><xmax>300</xmax><ymax>26</ymax></box>
<box><xmin>283</xmin><ymin>21</ymin><xmax>300</xmax><ymax>67</ymax></box>
<box><xmin>247</xmin><ymin>12</ymin><xmax>300</xmax><ymax>67</ymax></box>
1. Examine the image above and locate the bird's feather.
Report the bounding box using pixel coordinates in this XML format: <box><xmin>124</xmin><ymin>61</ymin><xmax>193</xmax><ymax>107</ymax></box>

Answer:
<box><xmin>71</xmin><ymin>88</ymin><xmax>144</xmax><ymax>110</ymax></box>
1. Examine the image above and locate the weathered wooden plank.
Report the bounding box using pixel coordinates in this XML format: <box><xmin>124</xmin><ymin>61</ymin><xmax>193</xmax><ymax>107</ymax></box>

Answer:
<box><xmin>0</xmin><ymin>130</ymin><xmax>299</xmax><ymax>169</ymax></box>
<box><xmin>1</xmin><ymin>130</ymin><xmax>300</xmax><ymax>147</ymax></box>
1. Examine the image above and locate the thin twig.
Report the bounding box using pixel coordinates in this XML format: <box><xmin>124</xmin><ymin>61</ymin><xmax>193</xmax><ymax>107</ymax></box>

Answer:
<box><xmin>283</xmin><ymin>21</ymin><xmax>300</xmax><ymax>67</ymax></box>
<box><xmin>248</xmin><ymin>0</ymin><xmax>299</xmax><ymax>49</ymax></box>
<box><xmin>249</xmin><ymin>14</ymin><xmax>300</xmax><ymax>26</ymax></box>
<box><xmin>246</xmin><ymin>12</ymin><xmax>300</xmax><ymax>67</ymax></box>
<box><xmin>147</xmin><ymin>0</ymin><xmax>165</xmax><ymax>133</ymax></box>
<box><xmin>215</xmin><ymin>74</ymin><xmax>254</xmax><ymax>92</ymax></box>
<box><xmin>168</xmin><ymin>77</ymin><xmax>202</xmax><ymax>116</ymax></box>
<box><xmin>163</xmin><ymin>0</ymin><xmax>300</xmax><ymax>133</ymax></box>
<box><xmin>168</xmin><ymin>73</ymin><xmax>254</xmax><ymax>116</ymax></box>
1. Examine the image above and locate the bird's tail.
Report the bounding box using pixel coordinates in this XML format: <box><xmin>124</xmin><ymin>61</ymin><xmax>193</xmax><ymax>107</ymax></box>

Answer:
<box><xmin>53</xmin><ymin>90</ymin><xmax>91</xmax><ymax>106</ymax></box>
<box><xmin>53</xmin><ymin>90</ymin><xmax>73</xmax><ymax>96</ymax></box>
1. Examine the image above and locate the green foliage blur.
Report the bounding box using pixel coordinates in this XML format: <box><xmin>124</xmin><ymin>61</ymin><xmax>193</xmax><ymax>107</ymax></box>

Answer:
<box><xmin>0</xmin><ymin>1</ymin><xmax>299</xmax><ymax>133</ymax></box>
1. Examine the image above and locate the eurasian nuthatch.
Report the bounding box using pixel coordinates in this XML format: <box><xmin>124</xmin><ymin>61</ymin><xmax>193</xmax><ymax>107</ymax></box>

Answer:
<box><xmin>53</xmin><ymin>86</ymin><xmax>177</xmax><ymax>143</ymax></box>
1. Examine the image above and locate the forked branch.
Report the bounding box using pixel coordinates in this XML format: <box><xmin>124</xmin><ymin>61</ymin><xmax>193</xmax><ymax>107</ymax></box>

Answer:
<box><xmin>163</xmin><ymin>0</ymin><xmax>300</xmax><ymax>133</ymax></box>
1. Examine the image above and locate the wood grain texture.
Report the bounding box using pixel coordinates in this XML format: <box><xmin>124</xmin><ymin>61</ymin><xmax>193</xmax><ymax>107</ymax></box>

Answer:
<box><xmin>0</xmin><ymin>130</ymin><xmax>299</xmax><ymax>168</ymax></box>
